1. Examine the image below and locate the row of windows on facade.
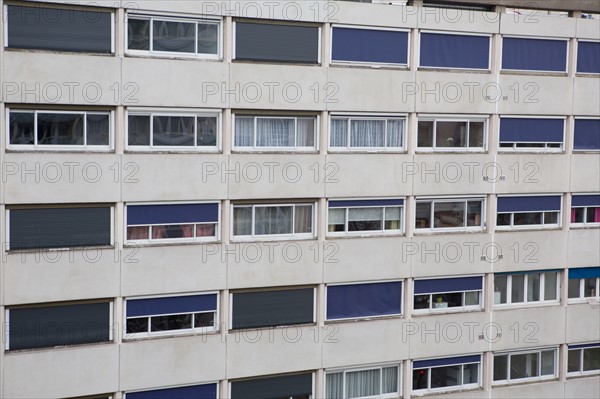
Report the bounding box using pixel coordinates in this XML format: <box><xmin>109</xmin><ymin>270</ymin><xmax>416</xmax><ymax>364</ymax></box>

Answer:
<box><xmin>5</xmin><ymin>269</ymin><xmax>599</xmax><ymax>348</ymax></box>
<box><xmin>7</xmin><ymin>110</ymin><xmax>600</xmax><ymax>152</ymax></box>
<box><xmin>5</xmin><ymin>195</ymin><xmax>599</xmax><ymax>250</ymax></box>
<box><xmin>5</xmin><ymin>4</ymin><xmax>600</xmax><ymax>74</ymax></box>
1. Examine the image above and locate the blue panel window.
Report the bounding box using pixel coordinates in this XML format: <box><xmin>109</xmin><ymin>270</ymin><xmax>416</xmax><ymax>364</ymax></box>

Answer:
<box><xmin>413</xmin><ymin>276</ymin><xmax>483</xmax><ymax>312</ymax></box>
<box><xmin>125</xmin><ymin>383</ymin><xmax>218</xmax><ymax>399</ymax></box>
<box><xmin>125</xmin><ymin>293</ymin><xmax>218</xmax><ymax>338</ymax></box>
<box><xmin>412</xmin><ymin>355</ymin><xmax>481</xmax><ymax>393</ymax></box>
<box><xmin>326</xmin><ymin>281</ymin><xmax>402</xmax><ymax>320</ymax></box>
<box><xmin>574</xmin><ymin>119</ymin><xmax>600</xmax><ymax>151</ymax></box>
<box><xmin>568</xmin><ymin>267</ymin><xmax>600</xmax><ymax>300</ymax></box>
<box><xmin>420</xmin><ymin>32</ymin><xmax>490</xmax><ymax>70</ymax></box>
<box><xmin>499</xmin><ymin>117</ymin><xmax>565</xmax><ymax>150</ymax></box>
<box><xmin>328</xmin><ymin>199</ymin><xmax>404</xmax><ymax>235</ymax></box>
<box><xmin>577</xmin><ymin>41</ymin><xmax>600</xmax><ymax>74</ymax></box>
<box><xmin>502</xmin><ymin>37</ymin><xmax>567</xmax><ymax>72</ymax></box>
<box><xmin>571</xmin><ymin>194</ymin><xmax>600</xmax><ymax>226</ymax></box>
<box><xmin>567</xmin><ymin>343</ymin><xmax>600</xmax><ymax>375</ymax></box>
<box><xmin>332</xmin><ymin>26</ymin><xmax>408</xmax><ymax>65</ymax></box>
<box><xmin>496</xmin><ymin>195</ymin><xmax>562</xmax><ymax>229</ymax></box>
<box><xmin>126</xmin><ymin>202</ymin><xmax>219</xmax><ymax>242</ymax></box>
<box><xmin>494</xmin><ymin>270</ymin><xmax>561</xmax><ymax>305</ymax></box>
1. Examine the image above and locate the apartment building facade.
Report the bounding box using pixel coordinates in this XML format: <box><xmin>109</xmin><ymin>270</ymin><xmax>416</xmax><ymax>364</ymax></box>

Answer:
<box><xmin>0</xmin><ymin>0</ymin><xmax>599</xmax><ymax>398</ymax></box>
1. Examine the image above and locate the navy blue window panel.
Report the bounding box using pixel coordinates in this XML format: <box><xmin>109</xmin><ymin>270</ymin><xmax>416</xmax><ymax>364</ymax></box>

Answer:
<box><xmin>497</xmin><ymin>269</ymin><xmax>561</xmax><ymax>276</ymax></box>
<box><xmin>127</xmin><ymin>203</ymin><xmax>218</xmax><ymax>225</ymax></box>
<box><xmin>499</xmin><ymin>118</ymin><xmax>564</xmax><ymax>143</ymax></box>
<box><xmin>577</xmin><ymin>41</ymin><xmax>600</xmax><ymax>73</ymax></box>
<box><xmin>568</xmin><ymin>267</ymin><xmax>600</xmax><ymax>280</ymax></box>
<box><xmin>569</xmin><ymin>343</ymin><xmax>600</xmax><ymax>350</ymax></box>
<box><xmin>332</xmin><ymin>27</ymin><xmax>408</xmax><ymax>64</ymax></box>
<box><xmin>574</xmin><ymin>119</ymin><xmax>600</xmax><ymax>150</ymax></box>
<box><xmin>231</xmin><ymin>373</ymin><xmax>312</xmax><ymax>399</ymax></box>
<box><xmin>420</xmin><ymin>32</ymin><xmax>489</xmax><ymax>69</ymax></box>
<box><xmin>414</xmin><ymin>355</ymin><xmax>481</xmax><ymax>369</ymax></box>
<box><xmin>502</xmin><ymin>37</ymin><xmax>567</xmax><ymax>72</ymax></box>
<box><xmin>127</xmin><ymin>294</ymin><xmax>217</xmax><ymax>318</ymax></box>
<box><xmin>126</xmin><ymin>384</ymin><xmax>217</xmax><ymax>399</ymax></box>
<box><xmin>497</xmin><ymin>196</ymin><xmax>561</xmax><ymax>213</ymax></box>
<box><xmin>327</xmin><ymin>281</ymin><xmax>402</xmax><ymax>320</ymax></box>
<box><xmin>414</xmin><ymin>276</ymin><xmax>482</xmax><ymax>295</ymax></box>
<box><xmin>572</xmin><ymin>194</ymin><xmax>600</xmax><ymax>207</ymax></box>
<box><xmin>329</xmin><ymin>199</ymin><xmax>404</xmax><ymax>208</ymax></box>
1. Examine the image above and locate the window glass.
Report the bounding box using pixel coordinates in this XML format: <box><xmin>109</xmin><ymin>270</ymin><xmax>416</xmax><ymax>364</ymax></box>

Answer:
<box><xmin>128</xmin><ymin>18</ymin><xmax>150</xmax><ymax>50</ymax></box>
<box><xmin>511</xmin><ymin>275</ymin><xmax>525</xmax><ymax>303</ymax></box>
<box><xmin>434</xmin><ymin>202</ymin><xmax>464</xmax><ymax>228</ymax></box>
<box><xmin>493</xmin><ymin>355</ymin><xmax>508</xmax><ymax>380</ymax></box>
<box><xmin>568</xmin><ymin>350</ymin><xmax>581</xmax><ymax>372</ymax></box>
<box><xmin>436</xmin><ymin>121</ymin><xmax>467</xmax><ymax>148</ymax></box>
<box><xmin>544</xmin><ymin>272</ymin><xmax>558</xmax><ymax>300</ymax></box>
<box><xmin>153</xmin><ymin>20</ymin><xmax>195</xmax><ymax>53</ymax></box>
<box><xmin>418</xmin><ymin>121</ymin><xmax>434</xmax><ymax>147</ymax></box>
<box><xmin>583</xmin><ymin>347</ymin><xmax>600</xmax><ymax>371</ymax></box>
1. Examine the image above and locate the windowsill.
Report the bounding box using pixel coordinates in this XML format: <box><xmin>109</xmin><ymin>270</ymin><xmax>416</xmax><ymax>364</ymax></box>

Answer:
<box><xmin>566</xmin><ymin>371</ymin><xmax>600</xmax><ymax>379</ymax></box>
<box><xmin>6</xmin><ymin>245</ymin><xmax>114</xmax><ymax>254</ymax></box>
<box><xmin>569</xmin><ymin>224</ymin><xmax>600</xmax><ymax>229</ymax></box>
<box><xmin>124</xmin><ymin>149</ymin><xmax>221</xmax><ymax>154</ymax></box>
<box><xmin>497</xmin><ymin>149</ymin><xmax>565</xmax><ymax>154</ymax></box>
<box><xmin>500</xmin><ymin>69</ymin><xmax>568</xmax><ymax>77</ymax></box>
<box><xmin>233</xmin><ymin>59</ymin><xmax>321</xmax><ymax>67</ymax></box>
<box><xmin>413</xmin><ymin>228</ymin><xmax>486</xmax><ymax>235</ymax></box>
<box><xmin>329</xmin><ymin>62</ymin><xmax>409</xmax><ymax>70</ymax></box>
<box><xmin>495</xmin><ymin>226</ymin><xmax>562</xmax><ymax>232</ymax></box>
<box><xmin>326</xmin><ymin>232</ymin><xmax>405</xmax><ymax>239</ymax></box>
<box><xmin>228</xmin><ymin>322</ymin><xmax>316</xmax><ymax>333</ymax></box>
<box><xmin>124</xmin><ymin>52</ymin><xmax>222</xmax><ymax>62</ymax></box>
<box><xmin>325</xmin><ymin>314</ymin><xmax>403</xmax><ymax>324</ymax></box>
<box><xmin>417</xmin><ymin>67</ymin><xmax>491</xmax><ymax>74</ymax></box>
<box><xmin>124</xmin><ymin>240</ymin><xmax>220</xmax><ymax>248</ymax></box>
<box><xmin>575</xmin><ymin>72</ymin><xmax>600</xmax><ymax>78</ymax></box>
<box><xmin>492</xmin><ymin>376</ymin><xmax>558</xmax><ymax>387</ymax></box>
<box><xmin>415</xmin><ymin>149</ymin><xmax>487</xmax><ymax>154</ymax></box>
<box><xmin>4</xmin><ymin>47</ymin><xmax>115</xmax><ymax>57</ymax></box>
<box><xmin>493</xmin><ymin>301</ymin><xmax>560</xmax><ymax>310</ymax></box>
<box><xmin>411</xmin><ymin>385</ymin><xmax>482</xmax><ymax>397</ymax></box>
<box><xmin>231</xmin><ymin>149</ymin><xmax>319</xmax><ymax>154</ymax></box>
<box><xmin>230</xmin><ymin>236</ymin><xmax>317</xmax><ymax>244</ymax></box>
<box><xmin>327</xmin><ymin>149</ymin><xmax>407</xmax><ymax>154</ymax></box>
<box><xmin>411</xmin><ymin>307</ymin><xmax>484</xmax><ymax>316</ymax></box>
<box><xmin>6</xmin><ymin>148</ymin><xmax>115</xmax><ymax>154</ymax></box>
<box><xmin>567</xmin><ymin>298</ymin><xmax>600</xmax><ymax>305</ymax></box>
<box><xmin>123</xmin><ymin>329</ymin><xmax>220</xmax><ymax>342</ymax></box>
<box><xmin>572</xmin><ymin>150</ymin><xmax>600</xmax><ymax>153</ymax></box>
<box><xmin>5</xmin><ymin>340</ymin><xmax>113</xmax><ymax>354</ymax></box>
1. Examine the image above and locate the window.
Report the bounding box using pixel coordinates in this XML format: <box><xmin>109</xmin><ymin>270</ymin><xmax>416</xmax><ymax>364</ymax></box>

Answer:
<box><xmin>413</xmin><ymin>276</ymin><xmax>483</xmax><ymax>313</ymax></box>
<box><xmin>571</xmin><ymin>194</ymin><xmax>600</xmax><ymax>226</ymax></box>
<box><xmin>493</xmin><ymin>348</ymin><xmax>557</xmax><ymax>384</ymax></box>
<box><xmin>126</xmin><ymin>203</ymin><xmax>219</xmax><ymax>243</ymax></box>
<box><xmin>7</xmin><ymin>109</ymin><xmax>112</xmax><ymax>150</ymax></box>
<box><xmin>577</xmin><ymin>41</ymin><xmax>600</xmax><ymax>74</ymax></box>
<box><xmin>326</xmin><ymin>364</ymin><xmax>400</xmax><ymax>399</ymax></box>
<box><xmin>124</xmin><ymin>293</ymin><xmax>218</xmax><ymax>338</ymax></box>
<box><xmin>124</xmin><ymin>383</ymin><xmax>217</xmax><ymax>399</ymax></box>
<box><xmin>494</xmin><ymin>271</ymin><xmax>560</xmax><ymax>305</ymax></box>
<box><xmin>502</xmin><ymin>37</ymin><xmax>568</xmax><ymax>72</ymax></box>
<box><xmin>573</xmin><ymin>118</ymin><xmax>600</xmax><ymax>151</ymax></box>
<box><xmin>499</xmin><ymin>117</ymin><xmax>565</xmax><ymax>150</ymax></box>
<box><xmin>6</xmin><ymin>301</ymin><xmax>111</xmax><ymax>350</ymax></box>
<box><xmin>417</xmin><ymin>117</ymin><xmax>486</xmax><ymax>150</ymax></box>
<box><xmin>6</xmin><ymin>4</ymin><xmax>113</xmax><ymax>53</ymax></box>
<box><xmin>235</xmin><ymin>21</ymin><xmax>319</xmax><ymax>64</ymax></box>
<box><xmin>329</xmin><ymin>116</ymin><xmax>406</xmax><ymax>150</ymax></box>
<box><xmin>568</xmin><ymin>267</ymin><xmax>600</xmax><ymax>300</ymax></box>
<box><xmin>415</xmin><ymin>197</ymin><xmax>485</xmax><ymax>231</ymax></box>
<box><xmin>7</xmin><ymin>206</ymin><xmax>113</xmax><ymax>251</ymax></box>
<box><xmin>567</xmin><ymin>344</ymin><xmax>600</xmax><ymax>375</ymax></box>
<box><xmin>419</xmin><ymin>32</ymin><xmax>490</xmax><ymax>70</ymax></box>
<box><xmin>327</xmin><ymin>199</ymin><xmax>404</xmax><ymax>235</ymax></box>
<box><xmin>326</xmin><ymin>281</ymin><xmax>402</xmax><ymax>321</ymax></box>
<box><xmin>127</xmin><ymin>111</ymin><xmax>219</xmax><ymax>150</ymax></box>
<box><xmin>231</xmin><ymin>288</ymin><xmax>314</xmax><ymax>330</ymax></box>
<box><xmin>233</xmin><ymin>115</ymin><xmax>317</xmax><ymax>150</ymax></box>
<box><xmin>496</xmin><ymin>195</ymin><xmax>562</xmax><ymax>229</ymax></box>
<box><xmin>232</xmin><ymin>203</ymin><xmax>315</xmax><ymax>240</ymax></box>
<box><xmin>127</xmin><ymin>15</ymin><xmax>219</xmax><ymax>57</ymax></box>
<box><xmin>331</xmin><ymin>26</ymin><xmax>408</xmax><ymax>66</ymax></box>
<box><xmin>231</xmin><ymin>373</ymin><xmax>313</xmax><ymax>399</ymax></box>
<box><xmin>412</xmin><ymin>355</ymin><xmax>481</xmax><ymax>393</ymax></box>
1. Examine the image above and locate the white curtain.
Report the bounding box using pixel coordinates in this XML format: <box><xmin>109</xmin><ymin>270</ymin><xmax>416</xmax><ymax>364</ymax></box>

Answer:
<box><xmin>346</xmin><ymin>369</ymin><xmax>380</xmax><ymax>398</ymax></box>
<box><xmin>386</xmin><ymin>119</ymin><xmax>404</xmax><ymax>147</ymax></box>
<box><xmin>233</xmin><ymin>207</ymin><xmax>252</xmax><ymax>236</ymax></box>
<box><xmin>235</xmin><ymin>117</ymin><xmax>254</xmax><ymax>146</ymax></box>
<box><xmin>254</xmin><ymin>206</ymin><xmax>293</xmax><ymax>235</ymax></box>
<box><xmin>257</xmin><ymin>118</ymin><xmax>294</xmax><ymax>147</ymax></box>
<box><xmin>349</xmin><ymin>208</ymin><xmax>383</xmax><ymax>222</ymax></box>
<box><xmin>326</xmin><ymin>373</ymin><xmax>343</xmax><ymax>398</ymax></box>
<box><xmin>294</xmin><ymin>205</ymin><xmax>313</xmax><ymax>233</ymax></box>
<box><xmin>382</xmin><ymin>366</ymin><xmax>399</xmax><ymax>394</ymax></box>
<box><xmin>350</xmin><ymin>120</ymin><xmax>385</xmax><ymax>147</ymax></box>
<box><xmin>296</xmin><ymin>118</ymin><xmax>315</xmax><ymax>147</ymax></box>
<box><xmin>330</xmin><ymin>118</ymin><xmax>348</xmax><ymax>147</ymax></box>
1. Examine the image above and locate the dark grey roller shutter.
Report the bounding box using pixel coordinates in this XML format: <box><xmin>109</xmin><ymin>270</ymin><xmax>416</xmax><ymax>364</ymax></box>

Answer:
<box><xmin>7</xmin><ymin>5</ymin><xmax>112</xmax><ymax>53</ymax></box>
<box><xmin>8</xmin><ymin>302</ymin><xmax>111</xmax><ymax>350</ymax></box>
<box><xmin>231</xmin><ymin>288</ymin><xmax>313</xmax><ymax>329</ymax></box>
<box><xmin>9</xmin><ymin>207</ymin><xmax>111</xmax><ymax>250</ymax></box>
<box><xmin>235</xmin><ymin>22</ymin><xmax>319</xmax><ymax>63</ymax></box>
<box><xmin>231</xmin><ymin>373</ymin><xmax>313</xmax><ymax>399</ymax></box>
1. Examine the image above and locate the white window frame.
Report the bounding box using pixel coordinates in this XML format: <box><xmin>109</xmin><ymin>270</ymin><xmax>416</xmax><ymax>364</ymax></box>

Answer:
<box><xmin>329</xmin><ymin>24</ymin><xmax>410</xmax><ymax>67</ymax></box>
<box><xmin>493</xmin><ymin>272</ymin><xmax>561</xmax><ymax>307</ymax></box>
<box><xmin>500</xmin><ymin>35</ymin><xmax>570</xmax><ymax>74</ymax></box>
<box><xmin>412</xmin><ymin>275</ymin><xmax>484</xmax><ymax>314</ymax></box>
<box><xmin>573</xmin><ymin>117</ymin><xmax>600</xmax><ymax>152</ymax></box>
<box><xmin>125</xmin><ymin>13</ymin><xmax>222</xmax><ymax>59</ymax></box>
<box><xmin>416</xmin><ymin>115</ymin><xmax>488</xmax><ymax>152</ymax></box>
<box><xmin>411</xmin><ymin>357</ymin><xmax>482</xmax><ymax>394</ymax></box>
<box><xmin>576</xmin><ymin>40</ymin><xmax>600</xmax><ymax>76</ymax></box>
<box><xmin>231</xmin><ymin>203</ymin><xmax>316</xmax><ymax>241</ymax></box>
<box><xmin>492</xmin><ymin>347</ymin><xmax>558</xmax><ymax>385</ymax></box>
<box><xmin>124</xmin><ymin>382</ymin><xmax>220</xmax><ymax>399</ymax></box>
<box><xmin>124</xmin><ymin>201</ymin><xmax>220</xmax><ymax>245</ymax></box>
<box><xmin>326</xmin><ymin>199</ymin><xmax>405</xmax><ymax>237</ymax></box>
<box><xmin>567</xmin><ymin>344</ymin><xmax>600</xmax><ymax>376</ymax></box>
<box><xmin>498</xmin><ymin>115</ymin><xmax>566</xmax><ymax>153</ymax></box>
<box><xmin>123</xmin><ymin>291</ymin><xmax>219</xmax><ymax>340</ymax></box>
<box><xmin>232</xmin><ymin>114</ymin><xmax>319</xmax><ymax>152</ymax></box>
<box><xmin>325</xmin><ymin>280</ymin><xmax>404</xmax><ymax>321</ymax></box>
<box><xmin>324</xmin><ymin>362</ymin><xmax>402</xmax><ymax>399</ymax></box>
<box><xmin>417</xmin><ymin>30</ymin><xmax>492</xmax><ymax>71</ymax></box>
<box><xmin>328</xmin><ymin>113</ymin><xmax>407</xmax><ymax>152</ymax></box>
<box><xmin>414</xmin><ymin>196</ymin><xmax>486</xmax><ymax>233</ymax></box>
<box><xmin>567</xmin><ymin>276</ymin><xmax>600</xmax><ymax>302</ymax></box>
<box><xmin>126</xmin><ymin>109</ymin><xmax>221</xmax><ymax>152</ymax></box>
<box><xmin>6</xmin><ymin>108</ymin><xmax>114</xmax><ymax>151</ymax></box>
